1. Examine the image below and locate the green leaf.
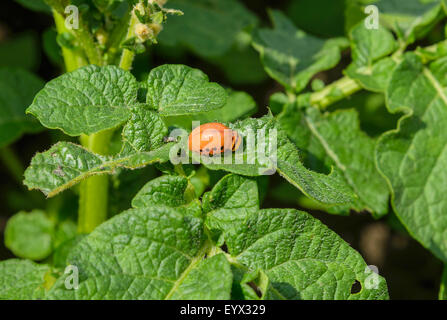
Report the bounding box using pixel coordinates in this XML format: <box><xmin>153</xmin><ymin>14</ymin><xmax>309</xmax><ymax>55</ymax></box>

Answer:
<box><xmin>116</xmin><ymin>142</ymin><xmax>175</xmax><ymax>169</ymax></box>
<box><xmin>194</xmin><ymin>114</ymin><xmax>355</xmax><ymax>206</ymax></box>
<box><xmin>203</xmin><ymin>174</ymin><xmax>259</xmax><ymax>213</ymax></box>
<box><xmin>348</xmin><ymin>23</ymin><xmax>396</xmax><ymax>69</ymax></box>
<box><xmin>132</xmin><ymin>175</ymin><xmax>189</xmax><ymax>208</ymax></box>
<box><xmin>132</xmin><ymin>174</ymin><xmax>201</xmax><ymax>218</ymax></box>
<box><xmin>0</xmin><ymin>260</ymin><xmax>53</xmax><ymax>299</ymax></box>
<box><xmin>47</xmin><ymin>206</ymin><xmax>232</xmax><ymax>300</ymax></box>
<box><xmin>252</xmin><ymin>10</ymin><xmax>349</xmax><ymax>92</ymax></box>
<box><xmin>0</xmin><ymin>33</ymin><xmax>39</xmax><ymax>70</ymax></box>
<box><xmin>168</xmin><ymin>253</ymin><xmax>232</xmax><ymax>300</ymax></box>
<box><xmin>5</xmin><ymin>210</ymin><xmax>55</xmax><ymax>261</ymax></box>
<box><xmin>27</xmin><ymin>65</ymin><xmax>138</xmax><ymax>136</ymax></box>
<box><xmin>278</xmin><ymin>105</ymin><xmax>389</xmax><ymax>217</ymax></box>
<box><xmin>158</xmin><ymin>0</ymin><xmax>258</xmax><ymax>57</ymax></box>
<box><xmin>376</xmin><ymin>53</ymin><xmax>447</xmax><ymax>262</ymax></box>
<box><xmin>53</xmin><ymin>235</ymin><xmax>86</xmax><ymax>269</ymax></box>
<box><xmin>346</xmin><ymin>23</ymin><xmax>398</xmax><ymax>92</ymax></box>
<box><xmin>375</xmin><ymin>0</ymin><xmax>444</xmax><ymax>45</ymax></box>
<box><xmin>349</xmin><ymin>58</ymin><xmax>397</xmax><ymax>93</ymax></box>
<box><xmin>164</xmin><ymin>90</ymin><xmax>257</xmax><ymax>129</ymax></box>
<box><xmin>0</xmin><ymin>68</ymin><xmax>44</xmax><ymax>148</ymax></box>
<box><xmin>122</xmin><ymin>105</ymin><xmax>168</xmax><ymax>153</ymax></box>
<box><xmin>237</xmin><ymin>269</ymin><xmax>270</xmax><ymax>300</ymax></box>
<box><xmin>215</xmin><ymin>208</ymin><xmax>389</xmax><ymax>300</ymax></box>
<box><xmin>24</xmin><ymin>142</ymin><xmax>108</xmax><ymax>197</ymax></box>
<box><xmin>23</xmin><ymin>142</ymin><xmax>173</xmax><ymax>197</ymax></box>
<box><xmin>204</xmin><ymin>174</ymin><xmax>259</xmax><ymax>232</ymax></box>
<box><xmin>108</xmin><ymin>166</ymin><xmax>158</xmax><ymax>216</ymax></box>
<box><xmin>53</xmin><ymin>220</ymin><xmax>77</xmax><ymax>248</ymax></box>
<box><xmin>146</xmin><ymin>64</ymin><xmax>227</xmax><ymax>116</ymax></box>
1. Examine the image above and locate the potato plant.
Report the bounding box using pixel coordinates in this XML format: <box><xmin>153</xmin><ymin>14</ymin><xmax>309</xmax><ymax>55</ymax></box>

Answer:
<box><xmin>0</xmin><ymin>0</ymin><xmax>446</xmax><ymax>300</ymax></box>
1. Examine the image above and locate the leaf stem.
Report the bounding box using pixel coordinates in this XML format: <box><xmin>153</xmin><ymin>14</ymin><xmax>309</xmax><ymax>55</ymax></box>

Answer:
<box><xmin>309</xmin><ymin>76</ymin><xmax>361</xmax><ymax>109</ymax></box>
<box><xmin>118</xmin><ymin>7</ymin><xmax>140</xmax><ymax>70</ymax></box>
<box><xmin>307</xmin><ymin>39</ymin><xmax>447</xmax><ymax>109</ymax></box>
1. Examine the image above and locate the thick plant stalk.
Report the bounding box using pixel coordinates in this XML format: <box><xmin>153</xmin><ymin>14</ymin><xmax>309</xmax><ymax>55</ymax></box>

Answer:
<box><xmin>78</xmin><ymin>130</ymin><xmax>113</xmax><ymax>233</ymax></box>
<box><xmin>52</xmin><ymin>8</ymin><xmax>109</xmax><ymax>233</ymax></box>
<box><xmin>77</xmin><ymin>5</ymin><xmax>141</xmax><ymax>232</ymax></box>
<box><xmin>119</xmin><ymin>7</ymin><xmax>140</xmax><ymax>70</ymax></box>
<box><xmin>52</xmin><ymin>10</ymin><xmax>87</xmax><ymax>72</ymax></box>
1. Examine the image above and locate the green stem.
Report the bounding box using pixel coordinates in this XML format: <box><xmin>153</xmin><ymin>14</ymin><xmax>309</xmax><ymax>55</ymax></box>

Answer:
<box><xmin>51</xmin><ymin>1</ymin><xmax>142</xmax><ymax>233</ymax></box>
<box><xmin>78</xmin><ymin>130</ymin><xmax>114</xmax><ymax>233</ymax></box>
<box><xmin>53</xmin><ymin>10</ymin><xmax>88</xmax><ymax>72</ymax></box>
<box><xmin>0</xmin><ymin>146</ymin><xmax>24</xmax><ymax>185</ymax></box>
<box><xmin>76</xmin><ymin>25</ymin><xmax>104</xmax><ymax>66</ymax></box>
<box><xmin>118</xmin><ymin>9</ymin><xmax>140</xmax><ymax>70</ymax></box>
<box><xmin>307</xmin><ymin>39</ymin><xmax>447</xmax><ymax>109</ymax></box>
<box><xmin>53</xmin><ymin>5</ymin><xmax>106</xmax><ymax>233</ymax></box>
<box><xmin>53</xmin><ymin>8</ymin><xmax>105</xmax><ymax>233</ymax></box>
<box><xmin>51</xmin><ymin>6</ymin><xmax>103</xmax><ymax>67</ymax></box>
<box><xmin>309</xmin><ymin>76</ymin><xmax>361</xmax><ymax>109</ymax></box>
<box><xmin>119</xmin><ymin>49</ymin><xmax>135</xmax><ymax>71</ymax></box>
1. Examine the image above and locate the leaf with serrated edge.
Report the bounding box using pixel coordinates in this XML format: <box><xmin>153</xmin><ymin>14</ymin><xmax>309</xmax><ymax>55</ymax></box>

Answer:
<box><xmin>168</xmin><ymin>254</ymin><xmax>232</xmax><ymax>300</ymax></box>
<box><xmin>131</xmin><ymin>175</ymin><xmax>201</xmax><ymax>217</ymax></box>
<box><xmin>252</xmin><ymin>10</ymin><xmax>348</xmax><ymax>92</ymax></box>
<box><xmin>23</xmin><ymin>142</ymin><xmax>173</xmax><ymax>197</ymax></box>
<box><xmin>132</xmin><ymin>175</ymin><xmax>189</xmax><ymax>208</ymax></box>
<box><xmin>218</xmin><ymin>209</ymin><xmax>389</xmax><ymax>300</ymax></box>
<box><xmin>345</xmin><ymin>23</ymin><xmax>397</xmax><ymax>92</ymax></box>
<box><xmin>27</xmin><ymin>65</ymin><xmax>137</xmax><ymax>136</ymax></box>
<box><xmin>192</xmin><ymin>115</ymin><xmax>355</xmax><ymax>206</ymax></box>
<box><xmin>46</xmin><ymin>206</ymin><xmax>232</xmax><ymax>300</ymax></box>
<box><xmin>122</xmin><ymin>105</ymin><xmax>168</xmax><ymax>153</ymax></box>
<box><xmin>146</xmin><ymin>64</ymin><xmax>227</xmax><ymax>116</ymax></box>
<box><xmin>164</xmin><ymin>90</ymin><xmax>257</xmax><ymax>129</ymax></box>
<box><xmin>376</xmin><ymin>53</ymin><xmax>447</xmax><ymax>262</ymax></box>
<box><xmin>204</xmin><ymin>174</ymin><xmax>259</xmax><ymax>232</ymax></box>
<box><xmin>278</xmin><ymin>105</ymin><xmax>389</xmax><ymax>217</ymax></box>
<box><xmin>375</xmin><ymin>0</ymin><xmax>443</xmax><ymax>45</ymax></box>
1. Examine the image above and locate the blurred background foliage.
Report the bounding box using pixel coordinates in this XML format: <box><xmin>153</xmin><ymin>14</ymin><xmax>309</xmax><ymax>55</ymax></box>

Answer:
<box><xmin>0</xmin><ymin>0</ymin><xmax>443</xmax><ymax>299</ymax></box>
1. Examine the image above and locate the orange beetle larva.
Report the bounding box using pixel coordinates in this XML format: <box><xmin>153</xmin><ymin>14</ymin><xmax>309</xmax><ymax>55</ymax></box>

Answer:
<box><xmin>188</xmin><ymin>123</ymin><xmax>241</xmax><ymax>155</ymax></box>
